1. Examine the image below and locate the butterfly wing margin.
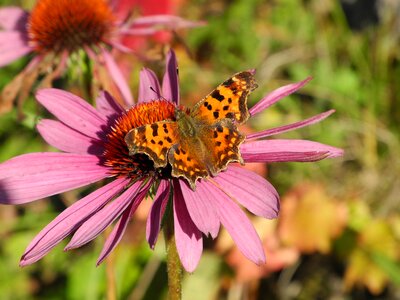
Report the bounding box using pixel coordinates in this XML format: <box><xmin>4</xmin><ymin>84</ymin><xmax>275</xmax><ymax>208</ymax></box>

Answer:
<box><xmin>125</xmin><ymin>121</ymin><xmax>178</xmax><ymax>168</ymax></box>
<box><xmin>191</xmin><ymin>71</ymin><xmax>257</xmax><ymax>124</ymax></box>
<box><xmin>168</xmin><ymin>118</ymin><xmax>246</xmax><ymax>190</ymax></box>
<box><xmin>200</xmin><ymin>119</ymin><xmax>245</xmax><ymax>176</ymax></box>
<box><xmin>168</xmin><ymin>139</ymin><xmax>209</xmax><ymax>190</ymax></box>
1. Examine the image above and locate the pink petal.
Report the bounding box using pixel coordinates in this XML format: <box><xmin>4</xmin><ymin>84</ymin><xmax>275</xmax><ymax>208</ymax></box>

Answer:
<box><xmin>0</xmin><ymin>7</ymin><xmax>28</xmax><ymax>30</ymax></box>
<box><xmin>106</xmin><ymin>39</ymin><xmax>134</xmax><ymax>53</ymax></box>
<box><xmin>213</xmin><ymin>166</ymin><xmax>279</xmax><ymax>219</ymax></box>
<box><xmin>84</xmin><ymin>44</ymin><xmax>96</xmax><ymax>60</ymax></box>
<box><xmin>96</xmin><ymin>181</ymin><xmax>151</xmax><ymax>265</ymax></box>
<box><xmin>21</xmin><ymin>53</ymin><xmax>43</xmax><ymax>73</ymax></box>
<box><xmin>249</xmin><ymin>77</ymin><xmax>312</xmax><ymax>116</ymax></box>
<box><xmin>247</xmin><ymin>110</ymin><xmax>335</xmax><ymax>140</ymax></box>
<box><xmin>0</xmin><ymin>153</ymin><xmax>109</xmax><ymax>204</ymax></box>
<box><xmin>20</xmin><ymin>178</ymin><xmax>129</xmax><ymax>266</ymax></box>
<box><xmin>138</xmin><ymin>68</ymin><xmax>162</xmax><ymax>103</ymax></box>
<box><xmin>179</xmin><ymin>180</ymin><xmax>220</xmax><ymax>238</ymax></box>
<box><xmin>119</xmin><ymin>27</ymin><xmax>162</xmax><ymax>36</ymax></box>
<box><xmin>37</xmin><ymin>120</ymin><xmax>103</xmax><ymax>155</ymax></box>
<box><xmin>108</xmin><ymin>0</ymin><xmax>119</xmax><ymax>11</ymax></box>
<box><xmin>241</xmin><ymin>139</ymin><xmax>344</xmax><ymax>163</ymax></box>
<box><xmin>162</xmin><ymin>49</ymin><xmax>179</xmax><ymax>104</ymax></box>
<box><xmin>146</xmin><ymin>180</ymin><xmax>170</xmax><ymax>249</ymax></box>
<box><xmin>130</xmin><ymin>15</ymin><xmax>205</xmax><ymax>29</ymax></box>
<box><xmin>95</xmin><ymin>91</ymin><xmax>124</xmax><ymax>119</ymax></box>
<box><xmin>65</xmin><ymin>180</ymin><xmax>151</xmax><ymax>250</ymax></box>
<box><xmin>210</xmin><ymin>183</ymin><xmax>266</xmax><ymax>264</ymax></box>
<box><xmin>0</xmin><ymin>31</ymin><xmax>31</xmax><ymax>67</ymax></box>
<box><xmin>173</xmin><ymin>180</ymin><xmax>203</xmax><ymax>272</ymax></box>
<box><xmin>101</xmin><ymin>48</ymin><xmax>134</xmax><ymax>105</ymax></box>
<box><xmin>96</xmin><ymin>203</ymin><xmax>134</xmax><ymax>265</ymax></box>
<box><xmin>36</xmin><ymin>89</ymin><xmax>107</xmax><ymax>140</ymax></box>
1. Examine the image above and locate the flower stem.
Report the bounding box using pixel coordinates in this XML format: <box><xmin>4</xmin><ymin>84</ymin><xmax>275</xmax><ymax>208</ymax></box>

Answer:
<box><xmin>105</xmin><ymin>228</ymin><xmax>117</xmax><ymax>300</ymax></box>
<box><xmin>164</xmin><ymin>206</ymin><xmax>182</xmax><ymax>300</ymax></box>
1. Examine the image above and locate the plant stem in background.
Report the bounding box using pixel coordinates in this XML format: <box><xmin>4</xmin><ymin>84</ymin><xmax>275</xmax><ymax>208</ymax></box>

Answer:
<box><xmin>105</xmin><ymin>227</ymin><xmax>117</xmax><ymax>300</ymax></box>
<box><xmin>164</xmin><ymin>205</ymin><xmax>182</xmax><ymax>300</ymax></box>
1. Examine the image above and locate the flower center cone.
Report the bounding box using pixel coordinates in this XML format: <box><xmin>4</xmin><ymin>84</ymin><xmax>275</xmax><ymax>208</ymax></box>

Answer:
<box><xmin>28</xmin><ymin>0</ymin><xmax>116</xmax><ymax>53</ymax></box>
<box><xmin>103</xmin><ymin>100</ymin><xmax>177</xmax><ymax>178</ymax></box>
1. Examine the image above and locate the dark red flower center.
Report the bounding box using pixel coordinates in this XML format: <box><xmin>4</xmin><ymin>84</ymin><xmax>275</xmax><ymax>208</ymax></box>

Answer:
<box><xmin>103</xmin><ymin>100</ymin><xmax>176</xmax><ymax>179</ymax></box>
<box><xmin>28</xmin><ymin>0</ymin><xmax>116</xmax><ymax>53</ymax></box>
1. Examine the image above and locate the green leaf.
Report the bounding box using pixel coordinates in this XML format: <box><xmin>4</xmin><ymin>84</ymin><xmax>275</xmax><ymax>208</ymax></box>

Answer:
<box><xmin>371</xmin><ymin>252</ymin><xmax>400</xmax><ymax>286</ymax></box>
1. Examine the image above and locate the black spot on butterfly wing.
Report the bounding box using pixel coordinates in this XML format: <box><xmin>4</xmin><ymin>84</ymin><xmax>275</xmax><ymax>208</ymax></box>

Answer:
<box><xmin>211</xmin><ymin>89</ymin><xmax>225</xmax><ymax>101</ymax></box>
<box><xmin>151</xmin><ymin>123</ymin><xmax>159</xmax><ymax>137</ymax></box>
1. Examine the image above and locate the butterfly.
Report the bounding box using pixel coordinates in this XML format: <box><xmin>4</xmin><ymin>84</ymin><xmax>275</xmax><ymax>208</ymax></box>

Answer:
<box><xmin>125</xmin><ymin>70</ymin><xmax>258</xmax><ymax>190</ymax></box>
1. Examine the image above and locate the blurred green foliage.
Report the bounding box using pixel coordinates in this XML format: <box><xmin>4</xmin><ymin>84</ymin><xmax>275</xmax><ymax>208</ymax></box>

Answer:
<box><xmin>1</xmin><ymin>0</ymin><xmax>400</xmax><ymax>299</ymax></box>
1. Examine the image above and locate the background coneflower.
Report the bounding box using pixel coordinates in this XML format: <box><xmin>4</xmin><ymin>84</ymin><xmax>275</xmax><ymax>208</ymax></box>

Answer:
<box><xmin>0</xmin><ymin>0</ymin><xmax>202</xmax><ymax>113</ymax></box>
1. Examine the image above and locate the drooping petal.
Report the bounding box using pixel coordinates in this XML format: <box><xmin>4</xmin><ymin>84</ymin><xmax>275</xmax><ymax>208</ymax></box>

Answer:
<box><xmin>119</xmin><ymin>27</ymin><xmax>163</xmax><ymax>36</ymax></box>
<box><xmin>19</xmin><ymin>178</ymin><xmax>129</xmax><ymax>266</ymax></box>
<box><xmin>0</xmin><ymin>7</ymin><xmax>28</xmax><ymax>30</ymax></box>
<box><xmin>96</xmin><ymin>181</ymin><xmax>151</xmax><ymax>265</ymax></box>
<box><xmin>247</xmin><ymin>110</ymin><xmax>335</xmax><ymax>140</ymax></box>
<box><xmin>22</xmin><ymin>52</ymin><xmax>43</xmax><ymax>73</ymax></box>
<box><xmin>130</xmin><ymin>15</ymin><xmax>205</xmax><ymax>29</ymax></box>
<box><xmin>36</xmin><ymin>89</ymin><xmax>108</xmax><ymax>140</ymax></box>
<box><xmin>138</xmin><ymin>68</ymin><xmax>162</xmax><ymax>103</ymax></box>
<box><xmin>146</xmin><ymin>180</ymin><xmax>170</xmax><ymax>249</ymax></box>
<box><xmin>96</xmin><ymin>202</ymin><xmax>135</xmax><ymax>265</ymax></box>
<box><xmin>0</xmin><ymin>153</ymin><xmax>109</xmax><ymax>204</ymax></box>
<box><xmin>65</xmin><ymin>180</ymin><xmax>151</xmax><ymax>250</ymax></box>
<box><xmin>179</xmin><ymin>180</ymin><xmax>220</xmax><ymax>238</ymax></box>
<box><xmin>109</xmin><ymin>0</ymin><xmax>135</xmax><ymax>22</ymax></box>
<box><xmin>212</xmin><ymin>166</ymin><xmax>279</xmax><ymax>219</ymax></box>
<box><xmin>173</xmin><ymin>181</ymin><xmax>203</xmax><ymax>273</ymax></box>
<box><xmin>106</xmin><ymin>39</ymin><xmax>134</xmax><ymax>53</ymax></box>
<box><xmin>37</xmin><ymin>120</ymin><xmax>103</xmax><ymax>155</ymax></box>
<box><xmin>241</xmin><ymin>139</ymin><xmax>344</xmax><ymax>163</ymax></box>
<box><xmin>210</xmin><ymin>183</ymin><xmax>266</xmax><ymax>264</ymax></box>
<box><xmin>249</xmin><ymin>77</ymin><xmax>312</xmax><ymax>116</ymax></box>
<box><xmin>0</xmin><ymin>31</ymin><xmax>31</xmax><ymax>67</ymax></box>
<box><xmin>101</xmin><ymin>48</ymin><xmax>134</xmax><ymax>105</ymax></box>
<box><xmin>108</xmin><ymin>0</ymin><xmax>119</xmax><ymax>9</ymax></box>
<box><xmin>162</xmin><ymin>49</ymin><xmax>179</xmax><ymax>104</ymax></box>
<box><xmin>0</xmin><ymin>55</ymin><xmax>42</xmax><ymax>115</ymax></box>
<box><xmin>95</xmin><ymin>91</ymin><xmax>124</xmax><ymax>119</ymax></box>
<box><xmin>39</xmin><ymin>51</ymin><xmax>68</xmax><ymax>88</ymax></box>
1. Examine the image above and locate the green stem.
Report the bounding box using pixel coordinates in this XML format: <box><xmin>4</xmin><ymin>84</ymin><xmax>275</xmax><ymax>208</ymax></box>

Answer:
<box><xmin>82</xmin><ymin>51</ymin><xmax>93</xmax><ymax>103</ymax></box>
<box><xmin>105</xmin><ymin>228</ymin><xmax>117</xmax><ymax>300</ymax></box>
<box><xmin>164</xmin><ymin>207</ymin><xmax>183</xmax><ymax>300</ymax></box>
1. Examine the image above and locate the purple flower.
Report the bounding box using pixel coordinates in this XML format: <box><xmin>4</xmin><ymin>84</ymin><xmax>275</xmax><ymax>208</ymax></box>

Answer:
<box><xmin>0</xmin><ymin>50</ymin><xmax>343</xmax><ymax>272</ymax></box>
<box><xmin>0</xmin><ymin>0</ymin><xmax>202</xmax><ymax>110</ymax></box>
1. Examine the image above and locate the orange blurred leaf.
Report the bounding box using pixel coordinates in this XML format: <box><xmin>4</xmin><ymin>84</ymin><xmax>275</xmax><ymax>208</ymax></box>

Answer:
<box><xmin>278</xmin><ymin>183</ymin><xmax>347</xmax><ymax>253</ymax></box>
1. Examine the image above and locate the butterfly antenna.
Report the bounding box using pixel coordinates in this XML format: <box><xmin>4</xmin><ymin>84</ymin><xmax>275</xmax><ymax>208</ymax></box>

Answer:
<box><xmin>150</xmin><ymin>86</ymin><xmax>167</xmax><ymax>101</ymax></box>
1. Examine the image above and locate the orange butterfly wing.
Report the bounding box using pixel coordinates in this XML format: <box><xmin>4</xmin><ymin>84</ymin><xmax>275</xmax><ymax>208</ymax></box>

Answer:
<box><xmin>191</xmin><ymin>71</ymin><xmax>257</xmax><ymax>124</ymax></box>
<box><xmin>167</xmin><ymin>120</ymin><xmax>245</xmax><ymax>189</ymax></box>
<box><xmin>168</xmin><ymin>140</ymin><xmax>209</xmax><ymax>189</ymax></box>
<box><xmin>125</xmin><ymin>121</ymin><xmax>178</xmax><ymax>168</ymax></box>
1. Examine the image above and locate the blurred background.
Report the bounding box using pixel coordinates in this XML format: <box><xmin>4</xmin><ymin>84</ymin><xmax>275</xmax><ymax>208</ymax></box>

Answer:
<box><xmin>1</xmin><ymin>0</ymin><xmax>400</xmax><ymax>299</ymax></box>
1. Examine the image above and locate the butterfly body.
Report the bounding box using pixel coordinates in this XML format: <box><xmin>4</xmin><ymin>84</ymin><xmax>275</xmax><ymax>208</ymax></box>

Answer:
<box><xmin>175</xmin><ymin>109</ymin><xmax>198</xmax><ymax>138</ymax></box>
<box><xmin>125</xmin><ymin>71</ymin><xmax>257</xmax><ymax>190</ymax></box>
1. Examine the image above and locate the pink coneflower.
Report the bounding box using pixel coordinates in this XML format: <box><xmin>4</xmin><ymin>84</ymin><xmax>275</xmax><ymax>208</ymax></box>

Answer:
<box><xmin>0</xmin><ymin>50</ymin><xmax>342</xmax><ymax>272</ymax></box>
<box><xmin>114</xmin><ymin>0</ymin><xmax>184</xmax><ymax>49</ymax></box>
<box><xmin>0</xmin><ymin>0</ymin><xmax>201</xmax><ymax>111</ymax></box>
